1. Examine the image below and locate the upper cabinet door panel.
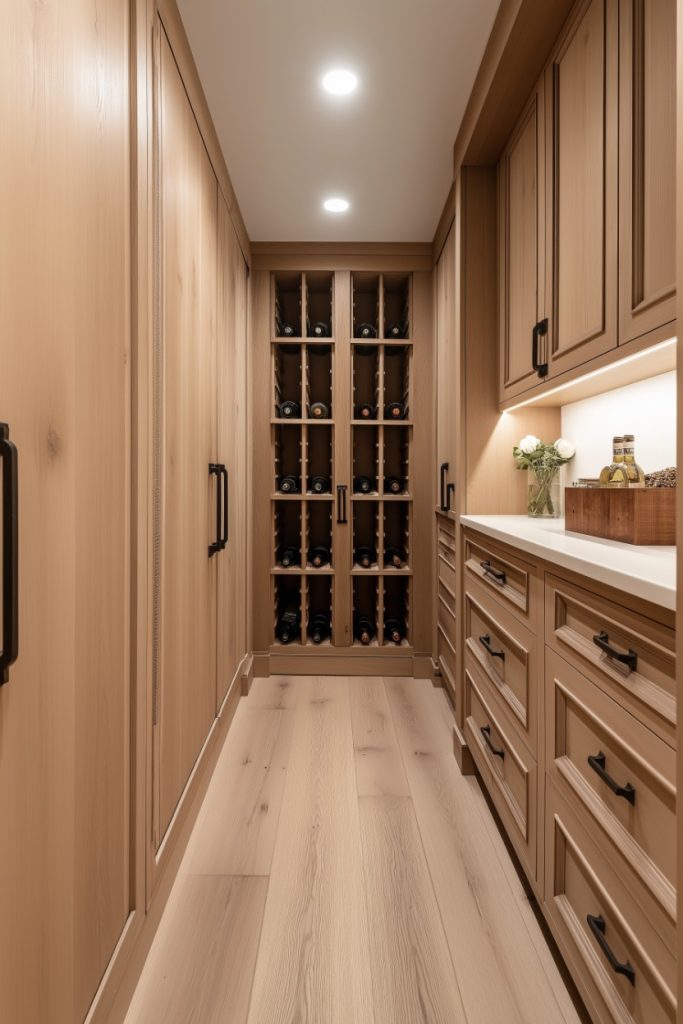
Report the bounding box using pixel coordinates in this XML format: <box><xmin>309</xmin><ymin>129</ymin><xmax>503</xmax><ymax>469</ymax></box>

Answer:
<box><xmin>548</xmin><ymin>0</ymin><xmax>618</xmax><ymax>377</ymax></box>
<box><xmin>619</xmin><ymin>0</ymin><xmax>676</xmax><ymax>345</ymax></box>
<box><xmin>436</xmin><ymin>222</ymin><xmax>456</xmax><ymax>474</ymax></box>
<box><xmin>499</xmin><ymin>81</ymin><xmax>545</xmax><ymax>401</ymax></box>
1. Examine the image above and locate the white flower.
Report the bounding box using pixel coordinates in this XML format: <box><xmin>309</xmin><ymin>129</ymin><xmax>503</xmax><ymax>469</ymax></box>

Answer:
<box><xmin>518</xmin><ymin>435</ymin><xmax>541</xmax><ymax>455</ymax></box>
<box><xmin>554</xmin><ymin>438</ymin><xmax>575</xmax><ymax>460</ymax></box>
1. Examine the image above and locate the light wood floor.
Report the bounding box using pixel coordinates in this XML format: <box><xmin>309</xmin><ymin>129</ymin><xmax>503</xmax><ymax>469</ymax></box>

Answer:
<box><xmin>125</xmin><ymin>676</ymin><xmax>584</xmax><ymax>1024</ymax></box>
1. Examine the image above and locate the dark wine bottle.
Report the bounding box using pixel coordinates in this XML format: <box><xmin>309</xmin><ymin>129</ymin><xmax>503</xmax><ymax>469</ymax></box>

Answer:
<box><xmin>276</xmin><ymin>605</ymin><xmax>301</xmax><ymax>644</ymax></box>
<box><xmin>353</xmin><ymin>475</ymin><xmax>375</xmax><ymax>494</ymax></box>
<box><xmin>357</xmin><ymin>322</ymin><xmax>377</xmax><ymax>339</ymax></box>
<box><xmin>354</xmin><ymin>545</ymin><xmax>376</xmax><ymax>569</ymax></box>
<box><xmin>384</xmin><ymin>475</ymin><xmax>403</xmax><ymax>494</ymax></box>
<box><xmin>311</xmin><ymin>321</ymin><xmax>329</xmax><ymax>338</ymax></box>
<box><xmin>278</xmin><ymin>475</ymin><xmax>301</xmax><ymax>494</ymax></box>
<box><xmin>308</xmin><ymin>612</ymin><xmax>331</xmax><ymax>645</ymax></box>
<box><xmin>384</xmin><ymin>402</ymin><xmax>406</xmax><ymax>420</ymax></box>
<box><xmin>277</xmin><ymin>317</ymin><xmax>296</xmax><ymax>338</ymax></box>
<box><xmin>354</xmin><ymin>403</ymin><xmax>377</xmax><ymax>420</ymax></box>
<box><xmin>309</xmin><ymin>475</ymin><xmax>331</xmax><ymax>494</ymax></box>
<box><xmin>384</xmin><ymin>546</ymin><xmax>403</xmax><ymax>569</ymax></box>
<box><xmin>279</xmin><ymin>546</ymin><xmax>301</xmax><ymax>568</ymax></box>
<box><xmin>277</xmin><ymin>400</ymin><xmax>301</xmax><ymax>419</ymax></box>
<box><xmin>384</xmin><ymin>617</ymin><xmax>406</xmax><ymax>645</ymax></box>
<box><xmin>386</xmin><ymin>321</ymin><xmax>408</xmax><ymax>339</ymax></box>
<box><xmin>354</xmin><ymin>615</ymin><xmax>375</xmax><ymax>645</ymax></box>
<box><xmin>308</xmin><ymin>544</ymin><xmax>331</xmax><ymax>568</ymax></box>
<box><xmin>308</xmin><ymin>401</ymin><xmax>329</xmax><ymax>419</ymax></box>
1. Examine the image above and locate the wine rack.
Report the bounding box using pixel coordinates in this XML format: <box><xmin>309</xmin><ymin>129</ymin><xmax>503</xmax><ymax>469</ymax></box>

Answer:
<box><xmin>267</xmin><ymin>269</ymin><xmax>420</xmax><ymax>653</ymax></box>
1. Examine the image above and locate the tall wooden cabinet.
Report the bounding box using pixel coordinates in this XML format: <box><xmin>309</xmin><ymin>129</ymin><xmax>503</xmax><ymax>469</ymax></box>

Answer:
<box><xmin>0</xmin><ymin>1</ymin><xmax>134</xmax><ymax>1020</ymax></box>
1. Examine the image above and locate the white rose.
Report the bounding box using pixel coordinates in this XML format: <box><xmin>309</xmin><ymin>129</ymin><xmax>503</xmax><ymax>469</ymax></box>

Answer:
<box><xmin>518</xmin><ymin>435</ymin><xmax>541</xmax><ymax>455</ymax></box>
<box><xmin>554</xmin><ymin>438</ymin><xmax>575</xmax><ymax>460</ymax></box>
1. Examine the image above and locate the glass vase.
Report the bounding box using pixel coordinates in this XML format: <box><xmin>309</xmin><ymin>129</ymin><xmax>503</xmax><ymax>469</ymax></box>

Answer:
<box><xmin>527</xmin><ymin>466</ymin><xmax>562</xmax><ymax>518</ymax></box>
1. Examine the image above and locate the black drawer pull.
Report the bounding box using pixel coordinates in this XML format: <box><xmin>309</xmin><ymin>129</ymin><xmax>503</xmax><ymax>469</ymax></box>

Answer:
<box><xmin>592</xmin><ymin>631</ymin><xmax>638</xmax><ymax>673</ymax></box>
<box><xmin>480</xmin><ymin>560</ymin><xmax>506</xmax><ymax>586</ymax></box>
<box><xmin>0</xmin><ymin>423</ymin><xmax>19</xmax><ymax>685</ymax></box>
<box><xmin>336</xmin><ymin>484</ymin><xmax>348</xmax><ymax>524</ymax></box>
<box><xmin>480</xmin><ymin>724</ymin><xmax>505</xmax><ymax>759</ymax></box>
<box><xmin>479</xmin><ymin>634</ymin><xmax>505</xmax><ymax>660</ymax></box>
<box><xmin>587</xmin><ymin>914</ymin><xmax>635</xmax><ymax>987</ymax></box>
<box><xmin>587</xmin><ymin>751</ymin><xmax>635</xmax><ymax>805</ymax></box>
<box><xmin>440</xmin><ymin>462</ymin><xmax>449</xmax><ymax>511</ymax></box>
<box><xmin>208</xmin><ymin>464</ymin><xmax>223</xmax><ymax>557</ymax></box>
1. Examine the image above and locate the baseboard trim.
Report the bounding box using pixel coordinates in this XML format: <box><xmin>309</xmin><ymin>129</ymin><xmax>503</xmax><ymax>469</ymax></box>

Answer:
<box><xmin>255</xmin><ymin>651</ymin><xmax>435</xmax><ymax>677</ymax></box>
<box><xmin>453</xmin><ymin>721</ymin><xmax>478</xmax><ymax>776</ymax></box>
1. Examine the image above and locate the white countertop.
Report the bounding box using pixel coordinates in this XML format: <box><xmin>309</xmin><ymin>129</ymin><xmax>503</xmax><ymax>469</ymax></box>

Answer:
<box><xmin>460</xmin><ymin>515</ymin><xmax>676</xmax><ymax>611</ymax></box>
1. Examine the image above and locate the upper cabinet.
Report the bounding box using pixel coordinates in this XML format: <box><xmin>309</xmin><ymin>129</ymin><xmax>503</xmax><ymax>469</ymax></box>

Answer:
<box><xmin>498</xmin><ymin>0</ymin><xmax>676</xmax><ymax>405</ymax></box>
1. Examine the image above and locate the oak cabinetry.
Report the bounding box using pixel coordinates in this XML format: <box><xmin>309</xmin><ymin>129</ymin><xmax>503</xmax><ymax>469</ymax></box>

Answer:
<box><xmin>436</xmin><ymin>515</ymin><xmax>457</xmax><ymax>694</ymax></box>
<box><xmin>435</xmin><ymin>223</ymin><xmax>457</xmax><ymax>498</ymax></box>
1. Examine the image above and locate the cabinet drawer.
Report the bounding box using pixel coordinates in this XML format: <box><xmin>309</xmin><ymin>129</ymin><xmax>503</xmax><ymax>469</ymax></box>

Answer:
<box><xmin>546</xmin><ymin>648</ymin><xmax>676</xmax><ymax>940</ymax></box>
<box><xmin>545</xmin><ymin>574</ymin><xmax>676</xmax><ymax>748</ymax></box>
<box><xmin>464</xmin><ymin>531</ymin><xmax>540</xmax><ymax>629</ymax></box>
<box><xmin>464</xmin><ymin>581</ymin><xmax>538</xmax><ymax>750</ymax></box>
<box><xmin>437</xmin><ymin>622</ymin><xmax>456</xmax><ymax>684</ymax></box>
<box><xmin>545</xmin><ymin>782</ymin><xmax>676</xmax><ymax>1024</ymax></box>
<box><xmin>437</xmin><ymin>519</ymin><xmax>456</xmax><ymax>559</ymax></box>
<box><xmin>437</xmin><ymin>576</ymin><xmax>456</xmax><ymax>624</ymax></box>
<box><xmin>464</xmin><ymin>662</ymin><xmax>537</xmax><ymax>880</ymax></box>
<box><xmin>437</xmin><ymin>551</ymin><xmax>456</xmax><ymax>595</ymax></box>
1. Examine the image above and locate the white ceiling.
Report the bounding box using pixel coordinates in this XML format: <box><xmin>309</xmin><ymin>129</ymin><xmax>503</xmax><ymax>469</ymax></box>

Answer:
<box><xmin>177</xmin><ymin>0</ymin><xmax>500</xmax><ymax>242</ymax></box>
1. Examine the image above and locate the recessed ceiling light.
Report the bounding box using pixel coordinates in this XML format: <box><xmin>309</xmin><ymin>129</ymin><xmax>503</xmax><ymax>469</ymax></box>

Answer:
<box><xmin>322</xmin><ymin>69</ymin><xmax>358</xmax><ymax>96</ymax></box>
<box><xmin>323</xmin><ymin>197</ymin><xmax>350</xmax><ymax>213</ymax></box>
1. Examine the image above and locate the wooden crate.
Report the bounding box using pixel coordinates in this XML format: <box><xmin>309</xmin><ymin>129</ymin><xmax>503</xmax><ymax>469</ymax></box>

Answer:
<box><xmin>565</xmin><ymin>487</ymin><xmax>676</xmax><ymax>545</ymax></box>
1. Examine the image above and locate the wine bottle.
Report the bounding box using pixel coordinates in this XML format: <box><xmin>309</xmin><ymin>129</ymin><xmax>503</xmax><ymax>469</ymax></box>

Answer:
<box><xmin>309</xmin><ymin>475</ymin><xmax>331</xmax><ymax>494</ymax></box>
<box><xmin>311</xmin><ymin>321</ymin><xmax>329</xmax><ymax>338</ymax></box>
<box><xmin>384</xmin><ymin>617</ymin><xmax>405</xmax><ymax>645</ymax></box>
<box><xmin>384</xmin><ymin>402</ymin><xmax>406</xmax><ymax>420</ymax></box>
<box><xmin>354</xmin><ymin>615</ymin><xmax>375</xmax><ymax>645</ymax></box>
<box><xmin>384</xmin><ymin>546</ymin><xmax>403</xmax><ymax>569</ymax></box>
<box><xmin>357</xmin><ymin>322</ymin><xmax>377</xmax><ymax>339</ymax></box>
<box><xmin>279</xmin><ymin>546</ymin><xmax>301</xmax><ymax>568</ymax></box>
<box><xmin>599</xmin><ymin>438</ymin><xmax>629</xmax><ymax>488</ymax></box>
<box><xmin>278</xmin><ymin>474</ymin><xmax>301</xmax><ymax>494</ymax></box>
<box><xmin>276</xmin><ymin>605</ymin><xmax>301</xmax><ymax>644</ymax></box>
<box><xmin>277</xmin><ymin>400</ymin><xmax>301</xmax><ymax>419</ymax></box>
<box><xmin>384</xmin><ymin>475</ymin><xmax>403</xmax><ymax>494</ymax></box>
<box><xmin>308</xmin><ymin>544</ymin><xmax>331</xmax><ymax>568</ymax></box>
<box><xmin>622</xmin><ymin>435</ymin><xmax>646</xmax><ymax>487</ymax></box>
<box><xmin>277</xmin><ymin>318</ymin><xmax>296</xmax><ymax>338</ymax></box>
<box><xmin>308</xmin><ymin>401</ymin><xmax>329</xmax><ymax>419</ymax></box>
<box><xmin>354</xmin><ymin>545</ymin><xmax>376</xmax><ymax>569</ymax></box>
<box><xmin>386</xmin><ymin>321</ymin><xmax>408</xmax><ymax>339</ymax></box>
<box><xmin>354</xmin><ymin>403</ymin><xmax>377</xmax><ymax>420</ymax></box>
<box><xmin>308</xmin><ymin>612</ymin><xmax>331</xmax><ymax>645</ymax></box>
<box><xmin>353</xmin><ymin>475</ymin><xmax>375</xmax><ymax>494</ymax></box>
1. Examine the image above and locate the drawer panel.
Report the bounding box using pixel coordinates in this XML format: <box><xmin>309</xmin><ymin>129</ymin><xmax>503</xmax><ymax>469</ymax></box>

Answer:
<box><xmin>437</xmin><ymin>551</ymin><xmax>456</xmax><ymax>595</ymax></box>
<box><xmin>437</xmin><ymin>622</ymin><xmax>456</xmax><ymax>682</ymax></box>
<box><xmin>437</xmin><ymin>576</ymin><xmax>456</xmax><ymax>622</ymax></box>
<box><xmin>545</xmin><ymin>783</ymin><xmax>676</xmax><ymax>1024</ymax></box>
<box><xmin>464</xmin><ymin>531</ymin><xmax>540</xmax><ymax>629</ymax></box>
<box><xmin>545</xmin><ymin>574</ymin><xmax>676</xmax><ymax>748</ymax></box>
<box><xmin>464</xmin><ymin>580</ymin><xmax>538</xmax><ymax>749</ymax></box>
<box><xmin>464</xmin><ymin>662</ymin><xmax>537</xmax><ymax>879</ymax></box>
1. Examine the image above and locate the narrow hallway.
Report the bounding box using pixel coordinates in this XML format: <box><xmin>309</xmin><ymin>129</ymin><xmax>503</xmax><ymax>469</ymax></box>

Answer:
<box><xmin>125</xmin><ymin>676</ymin><xmax>582</xmax><ymax>1024</ymax></box>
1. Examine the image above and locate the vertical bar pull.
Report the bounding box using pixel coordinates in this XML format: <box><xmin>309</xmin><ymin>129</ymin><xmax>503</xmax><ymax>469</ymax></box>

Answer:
<box><xmin>336</xmin><ymin>484</ymin><xmax>348</xmax><ymax>525</ymax></box>
<box><xmin>208</xmin><ymin>463</ymin><xmax>222</xmax><ymax>557</ymax></box>
<box><xmin>440</xmin><ymin>462</ymin><xmax>449</xmax><ymax>511</ymax></box>
<box><xmin>532</xmin><ymin>318</ymin><xmax>548</xmax><ymax>378</ymax></box>
<box><xmin>220</xmin><ymin>465</ymin><xmax>229</xmax><ymax>548</ymax></box>
<box><xmin>0</xmin><ymin>423</ymin><xmax>19</xmax><ymax>685</ymax></box>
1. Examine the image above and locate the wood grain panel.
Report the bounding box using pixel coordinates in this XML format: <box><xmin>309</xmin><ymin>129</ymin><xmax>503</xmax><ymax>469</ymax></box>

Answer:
<box><xmin>349</xmin><ymin>677</ymin><xmax>410</xmax><ymax>797</ymax></box>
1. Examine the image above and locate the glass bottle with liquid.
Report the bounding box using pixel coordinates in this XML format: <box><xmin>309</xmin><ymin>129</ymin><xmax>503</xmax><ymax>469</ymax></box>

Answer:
<box><xmin>622</xmin><ymin>435</ymin><xmax>645</xmax><ymax>487</ymax></box>
<box><xmin>599</xmin><ymin>437</ymin><xmax>629</xmax><ymax>487</ymax></box>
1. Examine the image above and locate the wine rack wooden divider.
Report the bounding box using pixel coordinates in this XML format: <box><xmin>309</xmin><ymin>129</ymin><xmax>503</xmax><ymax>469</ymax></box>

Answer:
<box><xmin>252</xmin><ymin>262</ymin><xmax>433</xmax><ymax>676</ymax></box>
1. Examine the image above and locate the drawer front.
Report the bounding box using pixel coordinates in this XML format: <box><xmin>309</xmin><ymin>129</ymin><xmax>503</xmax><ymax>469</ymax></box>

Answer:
<box><xmin>437</xmin><ymin>551</ymin><xmax>456</xmax><ymax>596</ymax></box>
<box><xmin>545</xmin><ymin>574</ymin><xmax>676</xmax><ymax>748</ymax></box>
<box><xmin>545</xmin><ymin>783</ymin><xmax>676</xmax><ymax>1024</ymax></box>
<box><xmin>437</xmin><ymin>576</ymin><xmax>457</xmax><ymax>625</ymax></box>
<box><xmin>437</xmin><ymin>622</ymin><xmax>456</xmax><ymax>684</ymax></box>
<box><xmin>464</xmin><ymin>531</ymin><xmax>539</xmax><ymax>629</ymax></box>
<box><xmin>464</xmin><ymin>663</ymin><xmax>537</xmax><ymax>879</ymax></box>
<box><xmin>464</xmin><ymin>580</ymin><xmax>538</xmax><ymax>749</ymax></box>
<box><xmin>546</xmin><ymin>649</ymin><xmax>676</xmax><ymax>937</ymax></box>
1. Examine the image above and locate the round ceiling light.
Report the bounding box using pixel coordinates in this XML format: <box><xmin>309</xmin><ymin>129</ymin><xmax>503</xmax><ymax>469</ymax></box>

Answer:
<box><xmin>323</xmin><ymin>197</ymin><xmax>350</xmax><ymax>213</ymax></box>
<box><xmin>322</xmin><ymin>69</ymin><xmax>358</xmax><ymax>96</ymax></box>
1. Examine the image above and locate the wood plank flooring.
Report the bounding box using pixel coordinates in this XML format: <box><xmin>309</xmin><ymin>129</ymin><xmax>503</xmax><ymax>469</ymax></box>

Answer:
<box><xmin>124</xmin><ymin>677</ymin><xmax>583</xmax><ymax>1024</ymax></box>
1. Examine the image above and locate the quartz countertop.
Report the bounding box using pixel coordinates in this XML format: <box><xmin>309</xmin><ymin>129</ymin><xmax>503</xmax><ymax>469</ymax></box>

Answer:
<box><xmin>460</xmin><ymin>515</ymin><xmax>676</xmax><ymax>611</ymax></box>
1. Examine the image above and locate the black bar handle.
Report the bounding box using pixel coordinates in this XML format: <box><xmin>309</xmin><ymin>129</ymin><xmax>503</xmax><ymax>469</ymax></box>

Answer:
<box><xmin>440</xmin><ymin>462</ymin><xmax>449</xmax><ymax>512</ymax></box>
<box><xmin>586</xmin><ymin>915</ymin><xmax>635</xmax><ymax>986</ymax></box>
<box><xmin>336</xmin><ymin>484</ymin><xmax>348</xmax><ymax>525</ymax></box>
<box><xmin>446</xmin><ymin>483</ymin><xmax>455</xmax><ymax>513</ymax></box>
<box><xmin>479</xmin><ymin>634</ymin><xmax>505</xmax><ymax>660</ymax></box>
<box><xmin>0</xmin><ymin>424</ymin><xmax>18</xmax><ymax>685</ymax></box>
<box><xmin>592</xmin><ymin>631</ymin><xmax>638</xmax><ymax>673</ymax></box>
<box><xmin>587</xmin><ymin>751</ymin><xmax>636</xmax><ymax>805</ymax></box>
<box><xmin>220</xmin><ymin>465</ymin><xmax>229</xmax><ymax>548</ymax></box>
<box><xmin>209</xmin><ymin>463</ymin><xmax>222</xmax><ymax>557</ymax></box>
<box><xmin>480</xmin><ymin>560</ymin><xmax>507</xmax><ymax>586</ymax></box>
<box><xmin>532</xmin><ymin>318</ymin><xmax>548</xmax><ymax>378</ymax></box>
<box><xmin>480</xmin><ymin>724</ymin><xmax>505</xmax><ymax>759</ymax></box>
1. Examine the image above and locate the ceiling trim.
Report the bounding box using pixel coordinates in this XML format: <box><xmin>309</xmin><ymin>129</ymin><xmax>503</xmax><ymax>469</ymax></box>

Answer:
<box><xmin>251</xmin><ymin>242</ymin><xmax>432</xmax><ymax>272</ymax></box>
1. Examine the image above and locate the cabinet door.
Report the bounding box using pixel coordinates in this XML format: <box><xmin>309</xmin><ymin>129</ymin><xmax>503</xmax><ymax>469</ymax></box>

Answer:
<box><xmin>547</xmin><ymin>0</ymin><xmax>618</xmax><ymax>378</ymax></box>
<box><xmin>155</xmin><ymin>27</ymin><xmax>218</xmax><ymax>843</ymax></box>
<box><xmin>498</xmin><ymin>80</ymin><xmax>546</xmax><ymax>401</ymax></box>
<box><xmin>0</xmin><ymin>1</ymin><xmax>132</xmax><ymax>1021</ymax></box>
<box><xmin>436</xmin><ymin>222</ymin><xmax>456</xmax><ymax>489</ymax></box>
<box><xmin>619</xmin><ymin>0</ymin><xmax>676</xmax><ymax>345</ymax></box>
<box><xmin>216</xmin><ymin>195</ymin><xmax>249</xmax><ymax>706</ymax></box>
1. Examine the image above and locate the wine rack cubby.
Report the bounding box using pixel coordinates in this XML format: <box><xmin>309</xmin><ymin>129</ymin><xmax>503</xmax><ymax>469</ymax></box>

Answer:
<box><xmin>352</xmin><ymin>344</ymin><xmax>380</xmax><ymax>419</ymax></box>
<box><xmin>305</xmin><ymin>425</ymin><xmax>333</xmax><ymax>493</ymax></box>
<box><xmin>382</xmin><ymin>425</ymin><xmax>411</xmax><ymax>495</ymax></box>
<box><xmin>305</xmin><ymin>345</ymin><xmax>333</xmax><ymax>419</ymax></box>
<box><xmin>353</xmin><ymin>502</ymin><xmax>380</xmax><ymax>571</ymax></box>
<box><xmin>383</xmin><ymin>273</ymin><xmax>411</xmax><ymax>340</ymax></box>
<box><xmin>352</xmin><ymin>425</ymin><xmax>379</xmax><ymax>495</ymax></box>
<box><xmin>274</xmin><ymin>273</ymin><xmax>302</xmax><ymax>339</ymax></box>
<box><xmin>306</xmin><ymin>575</ymin><xmax>333</xmax><ymax>646</ymax></box>
<box><xmin>274</xmin><ymin>575</ymin><xmax>303</xmax><ymax>645</ymax></box>
<box><xmin>383</xmin><ymin>345</ymin><xmax>411</xmax><ymax>419</ymax></box>
<box><xmin>305</xmin><ymin>502</ymin><xmax>333</xmax><ymax>569</ymax></box>
<box><xmin>382</xmin><ymin>576</ymin><xmax>411</xmax><ymax>646</ymax></box>
<box><xmin>383</xmin><ymin>501</ymin><xmax>410</xmax><ymax>570</ymax></box>
<box><xmin>273</xmin><ymin>425</ymin><xmax>302</xmax><ymax>494</ymax></box>
<box><xmin>274</xmin><ymin>501</ymin><xmax>302</xmax><ymax>568</ymax></box>
<box><xmin>353</xmin><ymin>576</ymin><xmax>379</xmax><ymax>647</ymax></box>
<box><xmin>352</xmin><ymin>274</ymin><xmax>380</xmax><ymax>339</ymax></box>
<box><xmin>274</xmin><ymin>345</ymin><xmax>303</xmax><ymax>419</ymax></box>
<box><xmin>305</xmin><ymin>272</ymin><xmax>334</xmax><ymax>339</ymax></box>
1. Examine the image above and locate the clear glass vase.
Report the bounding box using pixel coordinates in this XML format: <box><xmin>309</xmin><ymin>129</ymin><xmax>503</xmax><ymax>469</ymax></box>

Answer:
<box><xmin>527</xmin><ymin>466</ymin><xmax>562</xmax><ymax>518</ymax></box>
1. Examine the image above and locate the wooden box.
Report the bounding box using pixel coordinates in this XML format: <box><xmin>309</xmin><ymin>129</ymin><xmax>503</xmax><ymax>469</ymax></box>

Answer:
<box><xmin>564</xmin><ymin>487</ymin><xmax>676</xmax><ymax>545</ymax></box>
